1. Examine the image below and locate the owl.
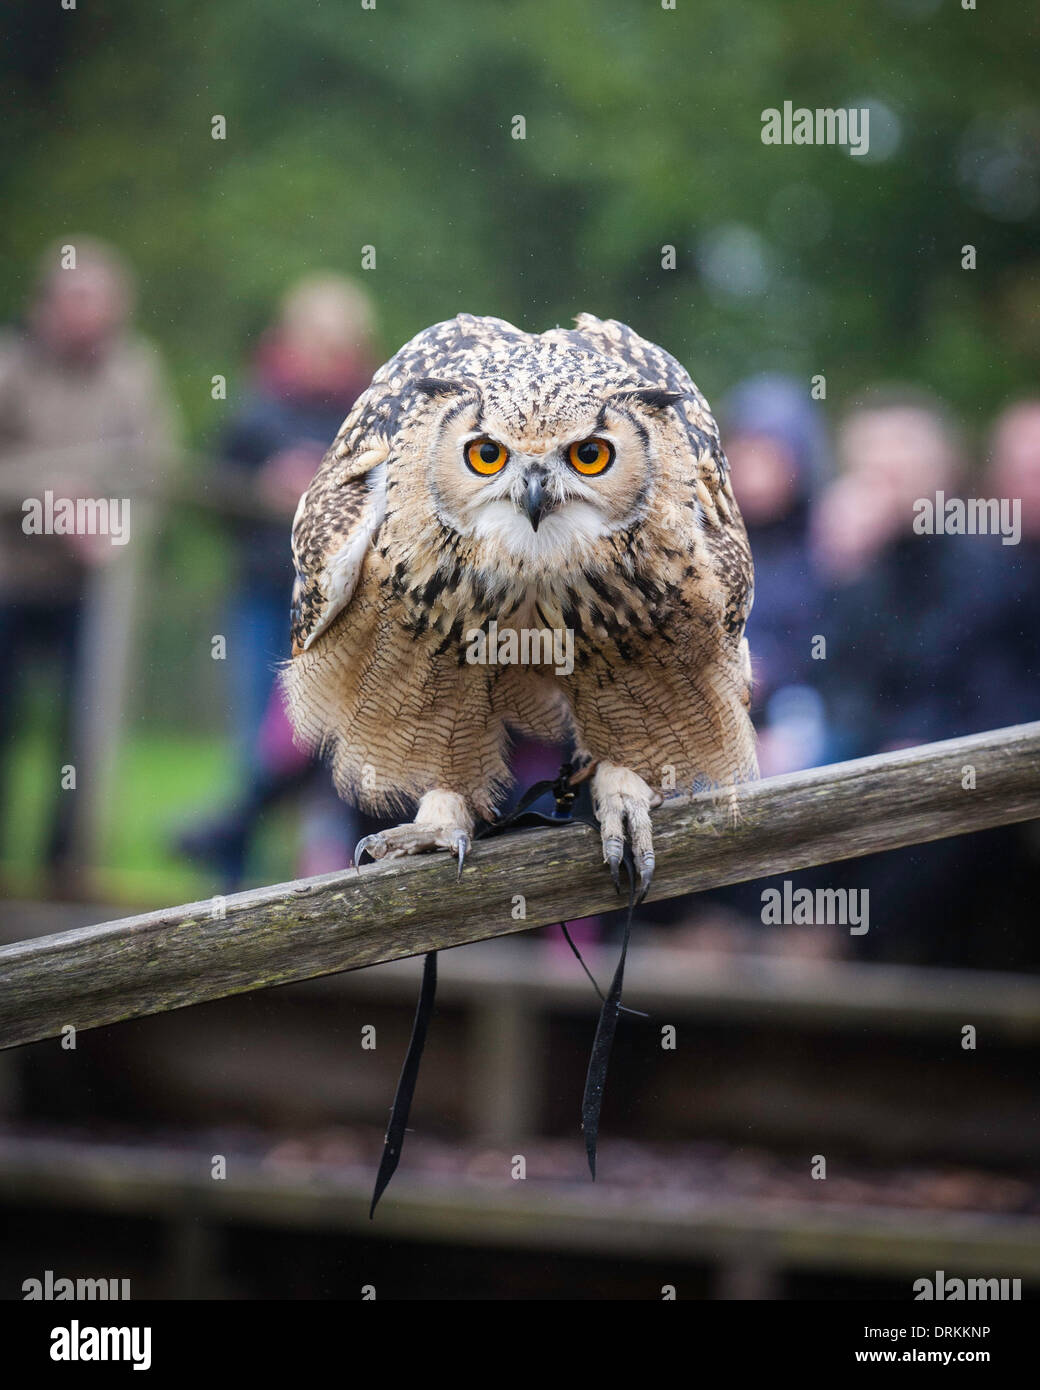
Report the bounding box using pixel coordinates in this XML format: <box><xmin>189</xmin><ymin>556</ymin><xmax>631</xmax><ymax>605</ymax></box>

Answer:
<box><xmin>284</xmin><ymin>313</ymin><xmax>757</xmax><ymax>899</ymax></box>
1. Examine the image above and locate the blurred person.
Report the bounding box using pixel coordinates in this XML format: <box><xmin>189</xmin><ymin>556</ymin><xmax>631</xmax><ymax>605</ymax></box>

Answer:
<box><xmin>812</xmin><ymin>394</ymin><xmax>959</xmax><ymax>585</ymax></box>
<box><xmin>811</xmin><ymin>388</ymin><xmax>1019</xmax><ymax>967</ymax></box>
<box><xmin>179</xmin><ymin>275</ymin><xmax>379</xmax><ymax>888</ymax></box>
<box><xmin>221</xmin><ymin>274</ymin><xmax>379</xmax><ymax>757</ymax></box>
<box><xmin>964</xmin><ymin>400</ymin><xmax>1040</xmax><ymax>729</ymax></box>
<box><xmin>934</xmin><ymin>400</ymin><xmax>1040</xmax><ymax>973</ymax></box>
<box><xmin>662</xmin><ymin>376</ymin><xmax>833</xmax><ymax>952</ymax></box>
<box><xmin>0</xmin><ymin>237</ymin><xmax>178</xmax><ymax>891</ymax></box>
<box><xmin>812</xmin><ymin>387</ymin><xmax>978</xmax><ymax>760</ymax></box>
<box><xmin>723</xmin><ymin>374</ymin><xmax>830</xmax><ymax>776</ymax></box>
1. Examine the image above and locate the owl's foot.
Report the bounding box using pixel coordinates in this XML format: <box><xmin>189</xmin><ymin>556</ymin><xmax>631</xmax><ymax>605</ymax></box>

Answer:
<box><xmin>354</xmin><ymin>790</ymin><xmax>474</xmax><ymax>882</ymax></box>
<box><xmin>591</xmin><ymin>762</ymin><xmax>662</xmax><ymax>903</ymax></box>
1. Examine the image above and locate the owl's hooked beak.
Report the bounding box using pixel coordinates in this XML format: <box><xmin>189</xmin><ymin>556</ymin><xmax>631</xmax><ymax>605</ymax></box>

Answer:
<box><xmin>524</xmin><ymin>469</ymin><xmax>548</xmax><ymax>531</ymax></box>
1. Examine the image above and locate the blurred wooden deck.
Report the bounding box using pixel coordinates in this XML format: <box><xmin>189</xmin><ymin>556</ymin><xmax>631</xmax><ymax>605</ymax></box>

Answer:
<box><xmin>2</xmin><ymin>900</ymin><xmax>1038</xmax><ymax>1297</ymax></box>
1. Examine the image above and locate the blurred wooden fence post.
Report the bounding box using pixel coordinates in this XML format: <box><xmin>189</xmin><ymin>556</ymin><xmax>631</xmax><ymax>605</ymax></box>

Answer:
<box><xmin>70</xmin><ymin>522</ymin><xmax>147</xmax><ymax>871</ymax></box>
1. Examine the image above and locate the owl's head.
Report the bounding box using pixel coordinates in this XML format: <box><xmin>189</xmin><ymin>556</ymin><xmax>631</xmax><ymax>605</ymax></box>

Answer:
<box><xmin>412</xmin><ymin>351</ymin><xmax>682</xmax><ymax>572</ymax></box>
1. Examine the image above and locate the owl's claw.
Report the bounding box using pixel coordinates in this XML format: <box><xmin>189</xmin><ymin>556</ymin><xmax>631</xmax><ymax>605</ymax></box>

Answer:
<box><xmin>351</xmin><ymin>792</ymin><xmax>476</xmax><ymax>877</ymax></box>
<box><xmin>453</xmin><ymin>833</ymin><xmax>469</xmax><ymax>882</ymax></box>
<box><xmin>602</xmin><ymin>841</ymin><xmax>653</xmax><ymax>900</ymax></box>
<box><xmin>592</xmin><ymin>763</ymin><xmax>661</xmax><ymax>906</ymax></box>
<box><xmin>603</xmin><ymin>837</ymin><xmax>624</xmax><ymax>894</ymax></box>
<box><xmin>354</xmin><ymin>834</ymin><xmax>386</xmax><ymax>868</ymax></box>
<box><xmin>635</xmin><ymin>850</ymin><xmax>655</xmax><ymax>904</ymax></box>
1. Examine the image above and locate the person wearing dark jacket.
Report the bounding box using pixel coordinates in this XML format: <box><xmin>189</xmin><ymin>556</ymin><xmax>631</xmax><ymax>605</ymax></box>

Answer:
<box><xmin>965</xmin><ymin>400</ymin><xmax>1040</xmax><ymax>731</ymax></box>
<box><xmin>179</xmin><ymin>275</ymin><xmax>378</xmax><ymax>888</ymax></box>
<box><xmin>810</xmin><ymin>389</ymin><xmax>1034</xmax><ymax>967</ymax></box>
<box><xmin>721</xmin><ymin>374</ymin><xmax>831</xmax><ymax>776</ymax></box>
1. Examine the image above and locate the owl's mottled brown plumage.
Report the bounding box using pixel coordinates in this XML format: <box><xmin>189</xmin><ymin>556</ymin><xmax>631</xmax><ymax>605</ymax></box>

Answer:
<box><xmin>284</xmin><ymin>312</ymin><xmax>757</xmax><ymax>891</ymax></box>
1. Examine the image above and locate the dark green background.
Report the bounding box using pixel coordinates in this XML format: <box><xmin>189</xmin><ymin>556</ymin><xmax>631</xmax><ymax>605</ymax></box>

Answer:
<box><xmin>3</xmin><ymin>0</ymin><xmax>1037</xmax><ymax>434</ymax></box>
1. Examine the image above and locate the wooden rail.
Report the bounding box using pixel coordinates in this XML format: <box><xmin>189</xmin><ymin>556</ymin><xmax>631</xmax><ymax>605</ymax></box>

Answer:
<box><xmin>3</xmin><ymin>1136</ymin><xmax>1039</xmax><ymax>1282</ymax></box>
<box><xmin>1</xmin><ymin>721</ymin><xmax>1037</xmax><ymax>1050</ymax></box>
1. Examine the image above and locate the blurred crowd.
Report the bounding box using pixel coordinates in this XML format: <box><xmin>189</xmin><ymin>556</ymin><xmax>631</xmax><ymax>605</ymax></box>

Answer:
<box><xmin>0</xmin><ymin>237</ymin><xmax>1036</xmax><ymax>967</ymax></box>
<box><xmin>697</xmin><ymin>375</ymin><xmax>1039</xmax><ymax>969</ymax></box>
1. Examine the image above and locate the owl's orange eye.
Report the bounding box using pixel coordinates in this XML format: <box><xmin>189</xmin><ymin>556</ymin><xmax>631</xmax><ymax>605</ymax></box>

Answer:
<box><xmin>465</xmin><ymin>437</ymin><xmax>509</xmax><ymax>476</ymax></box>
<box><xmin>567</xmin><ymin>437</ymin><xmax>615</xmax><ymax>476</ymax></box>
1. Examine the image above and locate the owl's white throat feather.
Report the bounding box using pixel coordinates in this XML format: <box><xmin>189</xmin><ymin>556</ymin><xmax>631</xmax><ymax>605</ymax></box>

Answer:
<box><xmin>467</xmin><ymin>497</ymin><xmax>608</xmax><ymax>569</ymax></box>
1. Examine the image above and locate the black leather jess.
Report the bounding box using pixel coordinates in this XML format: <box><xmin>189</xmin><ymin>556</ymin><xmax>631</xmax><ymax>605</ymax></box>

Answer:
<box><xmin>369</xmin><ymin>762</ymin><xmax>640</xmax><ymax>1216</ymax></box>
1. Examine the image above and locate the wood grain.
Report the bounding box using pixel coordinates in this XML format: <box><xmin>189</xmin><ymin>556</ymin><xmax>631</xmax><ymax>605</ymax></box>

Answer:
<box><xmin>1</xmin><ymin>721</ymin><xmax>1037</xmax><ymax>1049</ymax></box>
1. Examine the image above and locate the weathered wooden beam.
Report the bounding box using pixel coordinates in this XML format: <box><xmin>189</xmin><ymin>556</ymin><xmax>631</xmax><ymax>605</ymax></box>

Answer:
<box><xmin>3</xmin><ymin>1135</ymin><xmax>1040</xmax><ymax>1276</ymax></box>
<box><xmin>1</xmin><ymin>722</ymin><xmax>1037</xmax><ymax>1050</ymax></box>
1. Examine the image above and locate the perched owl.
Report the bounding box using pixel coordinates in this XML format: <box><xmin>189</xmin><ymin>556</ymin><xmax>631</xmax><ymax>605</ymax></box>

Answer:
<box><xmin>284</xmin><ymin>313</ymin><xmax>757</xmax><ymax>898</ymax></box>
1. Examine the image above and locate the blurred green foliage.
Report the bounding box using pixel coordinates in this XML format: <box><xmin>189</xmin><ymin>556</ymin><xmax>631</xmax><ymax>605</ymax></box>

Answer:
<box><xmin>4</xmin><ymin>719</ymin><xmax>239</xmax><ymax>900</ymax></box>
<box><xmin>3</xmin><ymin>0</ymin><xmax>1038</xmax><ymax>437</ymax></box>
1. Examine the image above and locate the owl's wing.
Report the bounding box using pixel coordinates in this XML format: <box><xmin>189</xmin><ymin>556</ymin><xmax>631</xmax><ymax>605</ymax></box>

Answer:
<box><xmin>287</xmin><ymin>385</ymin><xmax>395</xmax><ymax>656</ymax></box>
<box><xmin>289</xmin><ymin>463</ymin><xmax>385</xmax><ymax>657</ymax></box>
<box><xmin>560</xmin><ymin>314</ymin><xmax>754</xmax><ymax>641</ymax></box>
<box><xmin>289</xmin><ymin>313</ymin><xmax>528</xmax><ymax>655</ymax></box>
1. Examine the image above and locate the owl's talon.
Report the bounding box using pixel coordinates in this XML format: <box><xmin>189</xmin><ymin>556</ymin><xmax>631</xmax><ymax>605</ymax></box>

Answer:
<box><xmin>604</xmin><ymin>841</ymin><xmax>623</xmax><ymax>894</ymax></box>
<box><xmin>635</xmin><ymin>852</ymin><xmax>655</xmax><ymax>904</ymax></box>
<box><xmin>592</xmin><ymin>763</ymin><xmax>659</xmax><ymax>906</ymax></box>
<box><xmin>354</xmin><ymin>834</ymin><xmax>386</xmax><ymax>868</ymax></box>
<box><xmin>352</xmin><ymin>791</ymin><xmax>475</xmax><ymax>875</ymax></box>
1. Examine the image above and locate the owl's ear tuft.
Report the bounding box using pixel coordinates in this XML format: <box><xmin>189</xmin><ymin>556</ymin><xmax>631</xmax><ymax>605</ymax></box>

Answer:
<box><xmin>613</xmin><ymin>387</ymin><xmax>685</xmax><ymax>411</ymax></box>
<box><xmin>413</xmin><ymin>377</ymin><xmax>475</xmax><ymax>398</ymax></box>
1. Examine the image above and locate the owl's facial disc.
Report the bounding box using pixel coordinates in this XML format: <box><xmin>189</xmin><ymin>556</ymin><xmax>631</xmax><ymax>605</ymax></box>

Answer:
<box><xmin>465</xmin><ymin>434</ymin><xmax>622</xmax><ymax>537</ymax></box>
<box><xmin>428</xmin><ymin>398</ymin><xmax>653</xmax><ymax>566</ymax></box>
<box><xmin>523</xmin><ymin>437</ymin><xmax>614</xmax><ymax>530</ymax></box>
